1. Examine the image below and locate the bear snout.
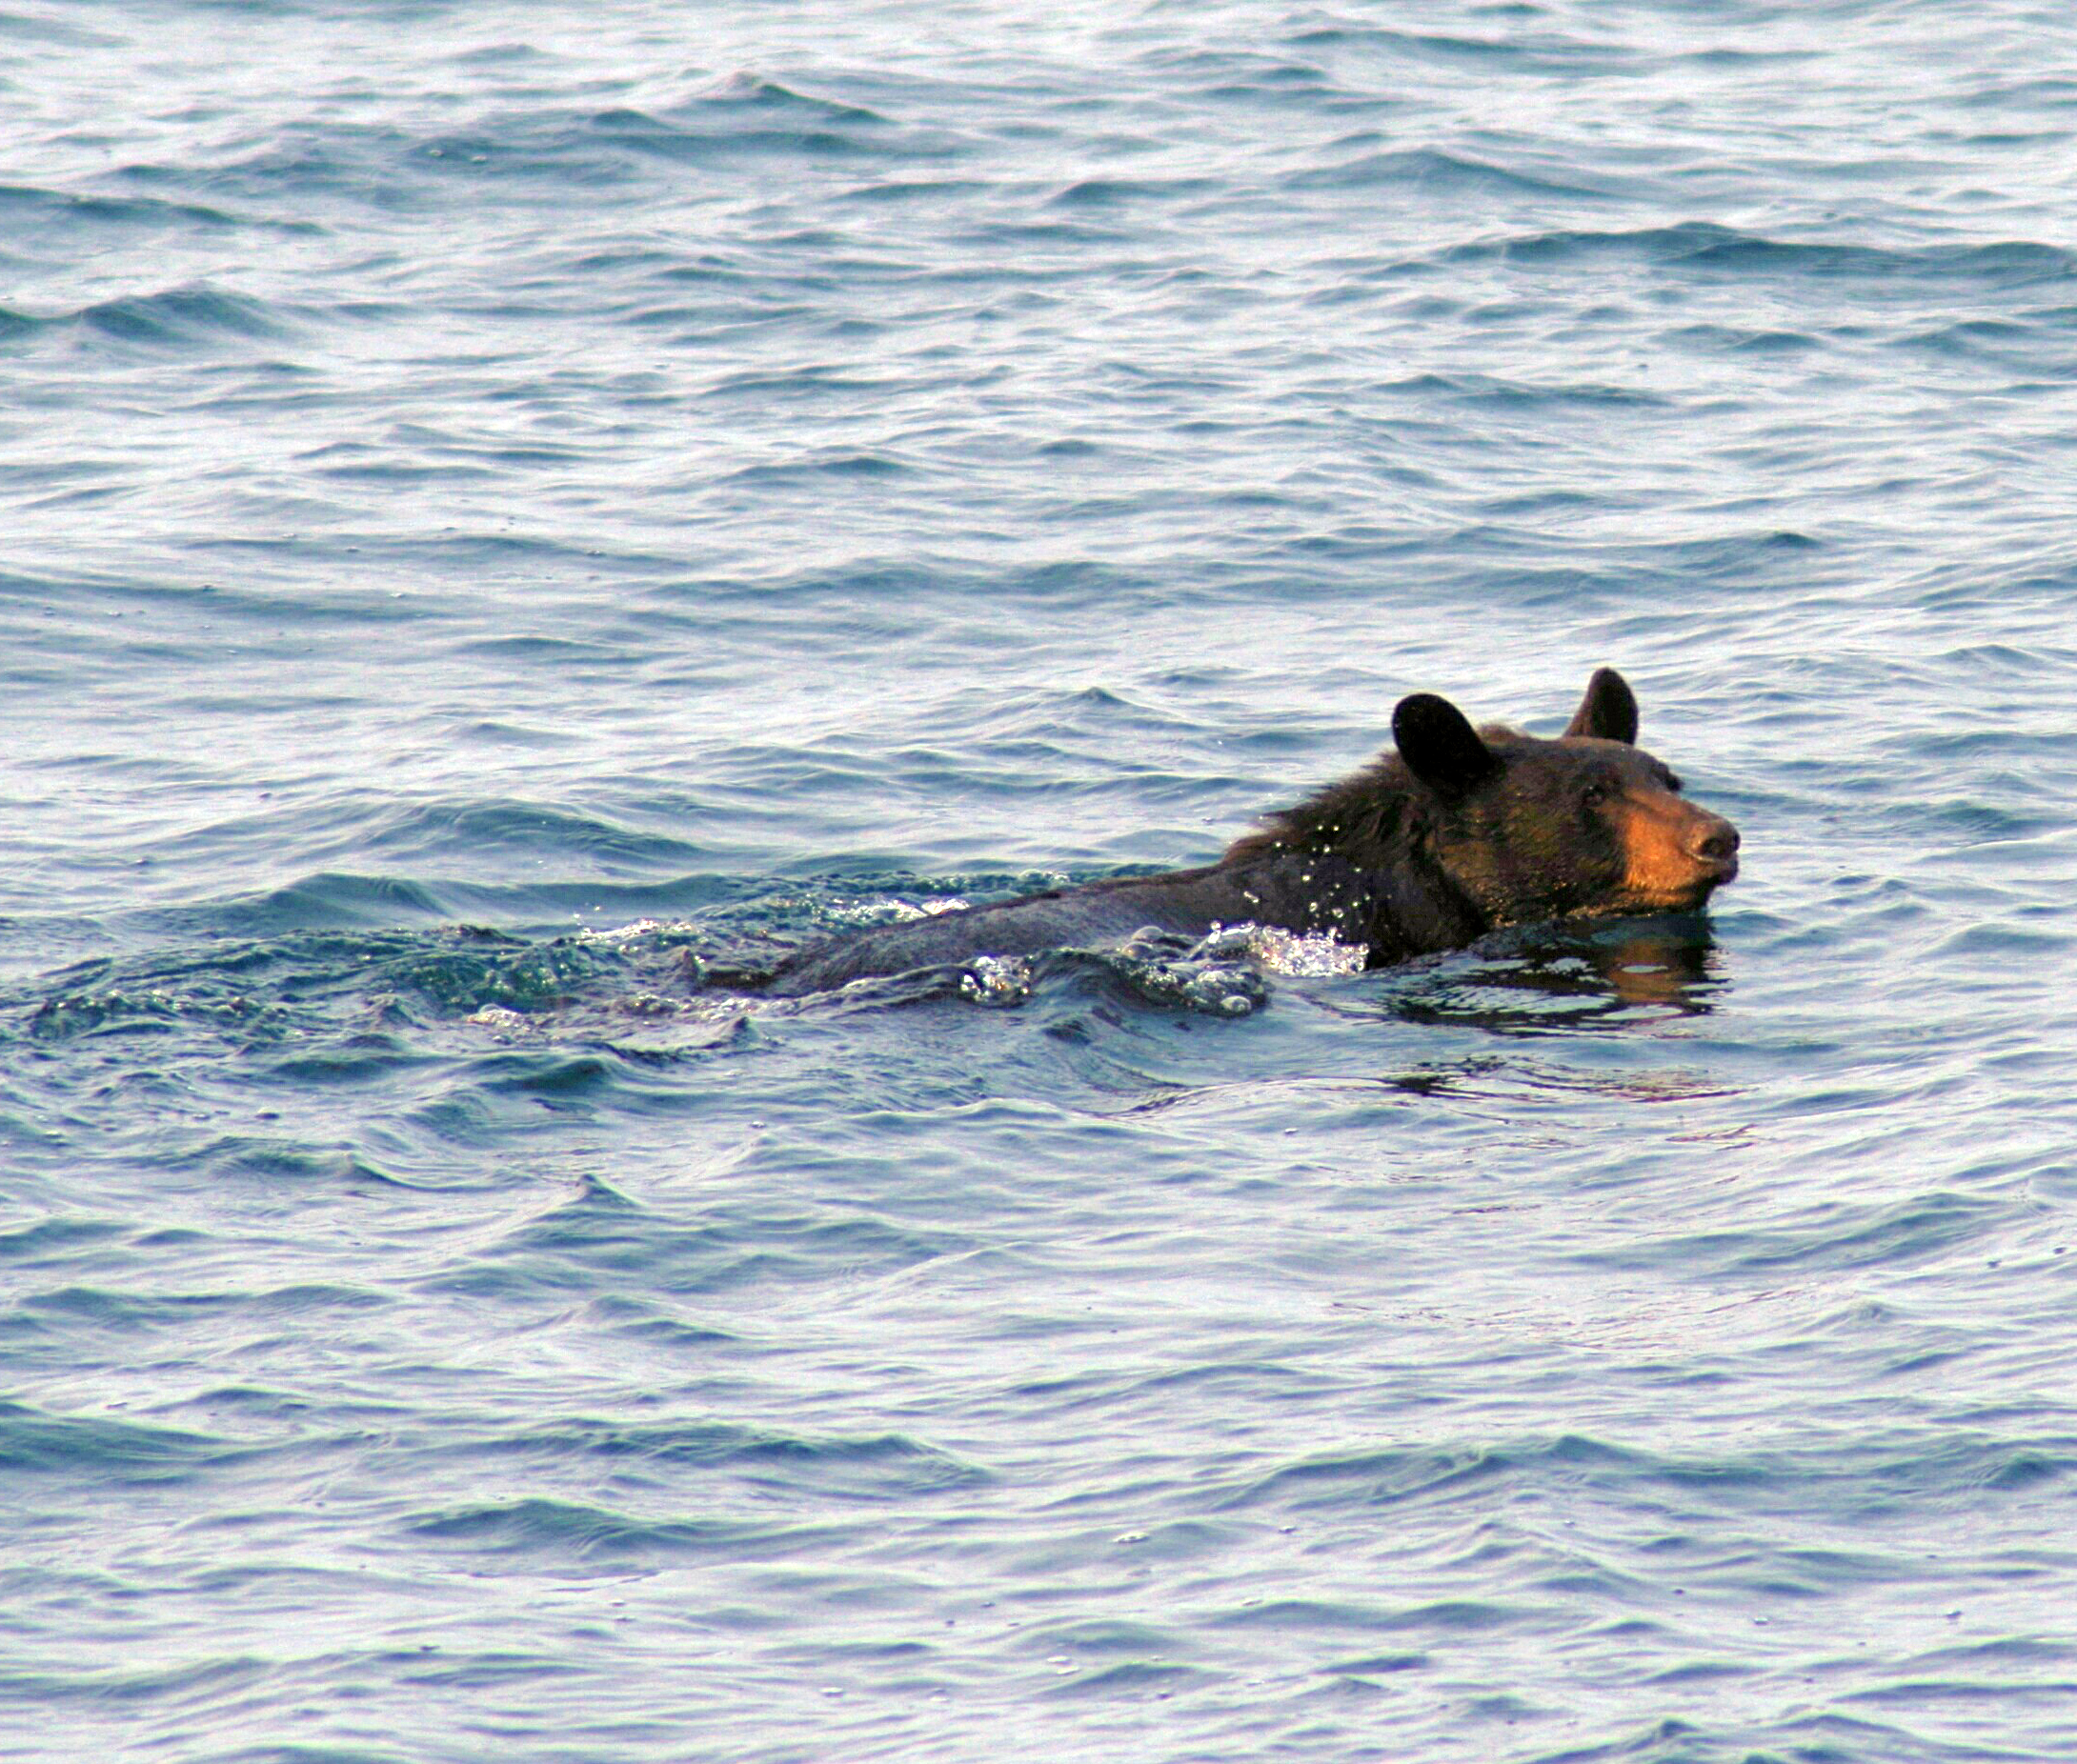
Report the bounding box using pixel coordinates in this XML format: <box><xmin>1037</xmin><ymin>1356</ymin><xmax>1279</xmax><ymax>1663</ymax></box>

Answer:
<box><xmin>1686</xmin><ymin>814</ymin><xmax>1741</xmax><ymax>871</ymax></box>
<box><xmin>1611</xmin><ymin>794</ymin><xmax>1741</xmax><ymax>905</ymax></box>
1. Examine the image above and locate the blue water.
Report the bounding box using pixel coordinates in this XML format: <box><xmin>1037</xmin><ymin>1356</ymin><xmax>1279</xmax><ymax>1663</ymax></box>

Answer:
<box><xmin>4</xmin><ymin>4</ymin><xmax>2076</xmax><ymax>1759</ymax></box>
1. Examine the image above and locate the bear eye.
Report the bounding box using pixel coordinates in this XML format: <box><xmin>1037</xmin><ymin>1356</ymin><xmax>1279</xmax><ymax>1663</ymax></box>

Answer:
<box><xmin>1581</xmin><ymin>780</ymin><xmax>1609</xmax><ymax>807</ymax></box>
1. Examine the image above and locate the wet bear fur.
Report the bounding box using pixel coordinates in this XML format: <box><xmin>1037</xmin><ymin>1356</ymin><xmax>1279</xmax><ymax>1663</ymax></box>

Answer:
<box><xmin>756</xmin><ymin>669</ymin><xmax>1739</xmax><ymax>997</ymax></box>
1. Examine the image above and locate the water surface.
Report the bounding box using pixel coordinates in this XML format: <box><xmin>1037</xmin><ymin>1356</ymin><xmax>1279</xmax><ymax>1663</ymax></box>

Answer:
<box><xmin>3</xmin><ymin>3</ymin><xmax>2075</xmax><ymax>1760</ymax></box>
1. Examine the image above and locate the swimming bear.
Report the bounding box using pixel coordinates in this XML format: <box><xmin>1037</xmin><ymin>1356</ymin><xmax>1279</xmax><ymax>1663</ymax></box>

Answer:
<box><xmin>754</xmin><ymin>669</ymin><xmax>1739</xmax><ymax>996</ymax></box>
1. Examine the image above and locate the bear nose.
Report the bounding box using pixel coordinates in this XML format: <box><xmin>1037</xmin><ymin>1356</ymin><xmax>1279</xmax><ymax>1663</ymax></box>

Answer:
<box><xmin>1690</xmin><ymin>818</ymin><xmax>1740</xmax><ymax>863</ymax></box>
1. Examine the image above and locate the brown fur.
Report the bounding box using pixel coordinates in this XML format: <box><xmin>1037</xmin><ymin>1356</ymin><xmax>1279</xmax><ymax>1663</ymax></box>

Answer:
<box><xmin>1609</xmin><ymin>786</ymin><xmax>1732</xmax><ymax>908</ymax></box>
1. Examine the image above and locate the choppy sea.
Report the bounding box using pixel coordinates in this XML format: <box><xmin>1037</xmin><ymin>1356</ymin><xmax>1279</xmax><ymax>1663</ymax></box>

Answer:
<box><xmin>4</xmin><ymin>3</ymin><xmax>2075</xmax><ymax>1760</ymax></box>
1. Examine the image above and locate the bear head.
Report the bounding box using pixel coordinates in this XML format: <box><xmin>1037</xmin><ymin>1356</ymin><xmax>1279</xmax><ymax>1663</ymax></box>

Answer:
<box><xmin>1390</xmin><ymin>668</ymin><xmax>1740</xmax><ymax>925</ymax></box>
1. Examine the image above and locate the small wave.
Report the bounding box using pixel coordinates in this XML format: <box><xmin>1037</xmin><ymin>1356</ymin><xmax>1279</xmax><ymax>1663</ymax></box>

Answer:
<box><xmin>1146</xmin><ymin>45</ymin><xmax>1336</xmax><ymax>95</ymax></box>
<box><xmin>436</xmin><ymin>1416</ymin><xmax>985</xmax><ymax>1496</ymax></box>
<box><xmin>1046</xmin><ymin>1659</ymin><xmax>1211</xmax><ymax>1696</ymax></box>
<box><xmin>442</xmin><ymin>1178</ymin><xmax>961</xmax><ymax>1301</ymax></box>
<box><xmin>839</xmin><ymin>175</ymin><xmax>990</xmax><ymax>208</ymax></box>
<box><xmin>1662</xmin><ymin>322</ymin><xmax>1824</xmax><ymax>354</ymax></box>
<box><xmin>1220</xmin><ymin>1441</ymin><xmax>1512</xmax><ymax>1512</ymax></box>
<box><xmin>1215</xmin><ymin>1594</ymin><xmax>1531</xmax><ymax>1636</ymax></box>
<box><xmin>405</xmin><ymin>1495</ymin><xmax>851</xmax><ymax>1563</ymax></box>
<box><xmin>1322</xmin><ymin>1650</ymin><xmax>1431</xmax><ymax>1677</ymax></box>
<box><xmin>75</xmin><ymin>285</ymin><xmax>292</xmax><ymax>351</ymax></box>
<box><xmin>0</xmin><ymin>1400</ymin><xmax>223</xmax><ymax>1477</ymax></box>
<box><xmin>166</xmin><ymin>85</ymin><xmax>942</xmax><ymax>213</ymax></box>
<box><xmin>219</xmin><ymin>872</ymin><xmax>448</xmax><ymax>933</ymax></box>
<box><xmin>1223</xmin><ymin>1429</ymin><xmax>2074</xmax><ymax>1523</ymax></box>
<box><xmin>0</xmin><ymin>1654</ymin><xmax>269</xmax><ymax>1712</ymax></box>
<box><xmin>720</xmin><ymin>451</ymin><xmax>918</xmax><ymax>487</ymax></box>
<box><xmin>360</xmin><ymin>799</ymin><xmax>705</xmax><ymax>871</ymax></box>
<box><xmin>1284</xmin><ymin>23</ymin><xmax>1618</xmax><ymax>70</ymax></box>
<box><xmin>1578</xmin><ymin>1189</ymin><xmax>2015</xmax><ymax>1278</ymax></box>
<box><xmin>1284</xmin><ymin>148</ymin><xmax>1614</xmax><ymax>200</ymax></box>
<box><xmin>0</xmin><ymin>1217</ymin><xmax>126</xmax><ymax>1261</ymax></box>
<box><xmin>175</xmin><ymin>1137</ymin><xmax>434</xmax><ymax>1193</ymax></box>
<box><xmin>1429</xmin><ymin>220</ymin><xmax>2077</xmax><ymax>286</ymax></box>
<box><xmin>1050</xmin><ymin>175</ymin><xmax>1221</xmax><ymax>209</ymax></box>
<box><xmin>0</xmin><ymin>181</ymin><xmax>248</xmax><ymax>231</ymax></box>
<box><xmin>561</xmin><ymin>77</ymin><xmax>952</xmax><ymax>171</ymax></box>
<box><xmin>1373</xmin><ymin>369</ymin><xmax>1667</xmax><ymax>410</ymax></box>
<box><xmin>0</xmin><ymin>13</ymin><xmax>117</xmax><ymax>47</ymax></box>
<box><xmin>680</xmin><ymin>70</ymin><xmax>894</xmax><ymax>127</ymax></box>
<box><xmin>1904</xmin><ymin>315</ymin><xmax>2052</xmax><ymax>363</ymax></box>
<box><xmin>582</xmin><ymin>109</ymin><xmax>881</xmax><ymax>166</ymax></box>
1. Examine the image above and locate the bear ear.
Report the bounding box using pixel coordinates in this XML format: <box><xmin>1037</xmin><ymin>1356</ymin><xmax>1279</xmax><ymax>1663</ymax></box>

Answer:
<box><xmin>1564</xmin><ymin>667</ymin><xmax>1639</xmax><ymax>744</ymax></box>
<box><xmin>1393</xmin><ymin>692</ymin><xmax>1500</xmax><ymax>797</ymax></box>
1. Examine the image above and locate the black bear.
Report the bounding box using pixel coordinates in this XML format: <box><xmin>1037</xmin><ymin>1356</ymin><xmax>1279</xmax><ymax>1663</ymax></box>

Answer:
<box><xmin>754</xmin><ymin>669</ymin><xmax>1739</xmax><ymax>996</ymax></box>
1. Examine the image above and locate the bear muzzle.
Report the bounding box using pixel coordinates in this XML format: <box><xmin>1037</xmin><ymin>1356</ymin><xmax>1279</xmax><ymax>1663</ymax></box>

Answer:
<box><xmin>1686</xmin><ymin>812</ymin><xmax>1741</xmax><ymax>884</ymax></box>
<box><xmin>1615</xmin><ymin>795</ymin><xmax>1741</xmax><ymax>906</ymax></box>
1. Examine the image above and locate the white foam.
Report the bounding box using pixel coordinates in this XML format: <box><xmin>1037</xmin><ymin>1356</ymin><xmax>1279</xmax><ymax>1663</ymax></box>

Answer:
<box><xmin>1201</xmin><ymin>922</ymin><xmax>1368</xmax><ymax>976</ymax></box>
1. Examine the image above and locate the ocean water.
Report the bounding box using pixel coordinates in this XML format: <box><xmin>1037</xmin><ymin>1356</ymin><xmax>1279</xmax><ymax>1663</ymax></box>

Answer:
<box><xmin>3</xmin><ymin>2</ymin><xmax>2076</xmax><ymax>1759</ymax></box>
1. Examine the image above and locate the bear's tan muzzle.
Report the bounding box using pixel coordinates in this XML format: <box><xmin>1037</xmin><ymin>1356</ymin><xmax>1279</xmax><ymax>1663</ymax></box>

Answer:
<box><xmin>1614</xmin><ymin>792</ymin><xmax>1741</xmax><ymax>907</ymax></box>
